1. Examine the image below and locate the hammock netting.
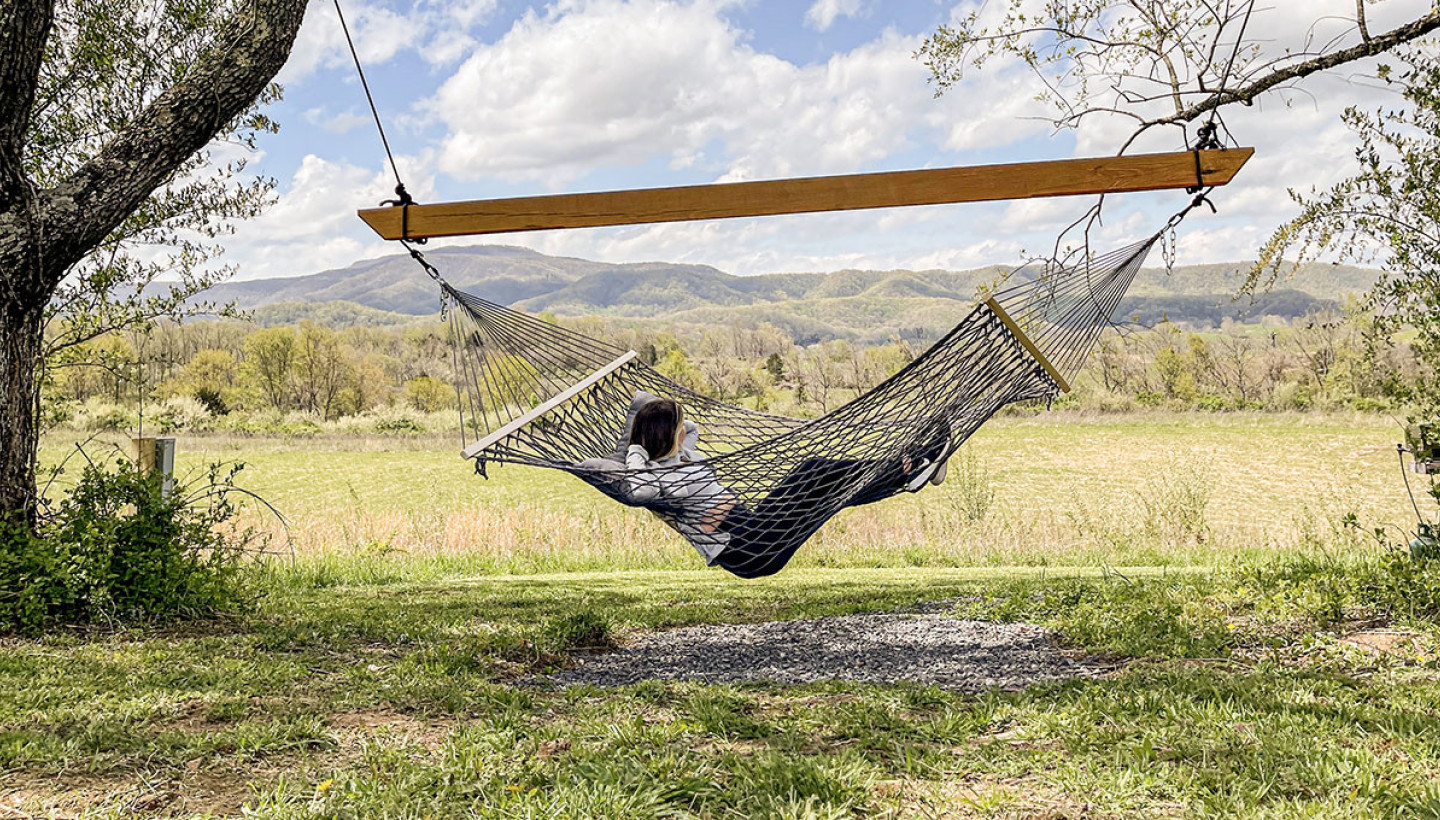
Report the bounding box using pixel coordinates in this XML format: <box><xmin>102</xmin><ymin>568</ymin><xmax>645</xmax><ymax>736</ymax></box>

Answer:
<box><xmin>427</xmin><ymin>233</ymin><xmax>1156</xmax><ymax>577</ymax></box>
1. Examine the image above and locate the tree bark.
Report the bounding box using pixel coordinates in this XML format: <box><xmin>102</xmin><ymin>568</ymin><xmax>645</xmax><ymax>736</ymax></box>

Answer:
<box><xmin>0</xmin><ymin>279</ymin><xmax>42</xmax><ymax>528</ymax></box>
<box><xmin>0</xmin><ymin>175</ymin><xmax>45</xmax><ymax>528</ymax></box>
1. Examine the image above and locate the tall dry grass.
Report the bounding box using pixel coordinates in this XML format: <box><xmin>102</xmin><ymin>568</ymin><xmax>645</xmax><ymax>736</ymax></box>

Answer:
<box><xmin>241</xmin><ymin>454</ymin><xmax>1374</xmax><ymax>574</ymax></box>
<box><xmin>48</xmin><ymin>412</ymin><xmax>1408</xmax><ymax>575</ymax></box>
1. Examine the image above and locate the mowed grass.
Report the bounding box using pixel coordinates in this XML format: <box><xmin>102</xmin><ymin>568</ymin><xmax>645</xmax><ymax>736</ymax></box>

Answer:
<box><xmin>42</xmin><ymin>411</ymin><xmax>1413</xmax><ymax>572</ymax></box>
<box><xmin>17</xmin><ymin>411</ymin><xmax>1440</xmax><ymax>817</ymax></box>
<box><xmin>4</xmin><ymin>566</ymin><xmax>1440</xmax><ymax>818</ymax></box>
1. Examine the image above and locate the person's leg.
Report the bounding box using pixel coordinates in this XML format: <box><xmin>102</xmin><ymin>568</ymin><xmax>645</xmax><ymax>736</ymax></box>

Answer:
<box><xmin>712</xmin><ymin>457</ymin><xmax>863</xmax><ymax>578</ymax></box>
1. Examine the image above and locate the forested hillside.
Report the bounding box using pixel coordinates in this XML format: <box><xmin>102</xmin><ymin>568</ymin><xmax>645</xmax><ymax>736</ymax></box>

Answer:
<box><xmin>203</xmin><ymin>245</ymin><xmax>1379</xmax><ymax>343</ymax></box>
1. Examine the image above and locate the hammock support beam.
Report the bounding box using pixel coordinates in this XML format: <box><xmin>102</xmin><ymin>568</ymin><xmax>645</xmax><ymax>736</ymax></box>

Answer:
<box><xmin>358</xmin><ymin>148</ymin><xmax>1253</xmax><ymax>240</ymax></box>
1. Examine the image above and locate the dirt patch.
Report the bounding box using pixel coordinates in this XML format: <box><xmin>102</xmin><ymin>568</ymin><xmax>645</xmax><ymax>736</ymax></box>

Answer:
<box><xmin>1</xmin><ymin>764</ymin><xmax>270</xmax><ymax>819</ymax></box>
<box><xmin>1342</xmin><ymin>629</ymin><xmax>1426</xmax><ymax>657</ymax></box>
<box><xmin>152</xmin><ymin>698</ymin><xmax>238</xmax><ymax>734</ymax></box>
<box><xmin>328</xmin><ymin>709</ymin><xmax>456</xmax><ymax>752</ymax></box>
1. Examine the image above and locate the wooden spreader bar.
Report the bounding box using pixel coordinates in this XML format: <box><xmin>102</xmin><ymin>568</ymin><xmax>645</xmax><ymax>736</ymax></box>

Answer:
<box><xmin>358</xmin><ymin>148</ymin><xmax>1252</xmax><ymax>240</ymax></box>
<box><xmin>984</xmin><ymin>297</ymin><xmax>1071</xmax><ymax>394</ymax></box>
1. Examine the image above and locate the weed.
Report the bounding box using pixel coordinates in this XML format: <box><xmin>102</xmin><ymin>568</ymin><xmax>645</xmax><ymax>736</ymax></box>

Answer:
<box><xmin>542</xmin><ymin>609</ymin><xmax>616</xmax><ymax>651</ymax></box>
<box><xmin>947</xmin><ymin>448</ymin><xmax>995</xmax><ymax>523</ymax></box>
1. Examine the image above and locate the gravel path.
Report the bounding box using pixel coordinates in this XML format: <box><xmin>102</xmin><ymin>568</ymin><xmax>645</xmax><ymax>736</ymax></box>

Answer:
<box><xmin>550</xmin><ymin>614</ymin><xmax>1105</xmax><ymax>692</ymax></box>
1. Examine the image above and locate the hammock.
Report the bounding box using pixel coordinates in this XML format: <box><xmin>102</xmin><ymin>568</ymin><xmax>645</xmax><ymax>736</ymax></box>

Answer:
<box><xmin>322</xmin><ymin>0</ymin><xmax>1248</xmax><ymax>578</ymax></box>
<box><xmin>415</xmin><ymin>233</ymin><xmax>1157</xmax><ymax>578</ymax></box>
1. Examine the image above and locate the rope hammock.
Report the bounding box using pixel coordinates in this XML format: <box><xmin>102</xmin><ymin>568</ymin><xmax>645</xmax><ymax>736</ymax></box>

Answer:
<box><xmin>328</xmin><ymin>0</ymin><xmax>1252</xmax><ymax>577</ymax></box>
<box><xmin>405</xmin><ymin>233</ymin><xmax>1159</xmax><ymax>577</ymax></box>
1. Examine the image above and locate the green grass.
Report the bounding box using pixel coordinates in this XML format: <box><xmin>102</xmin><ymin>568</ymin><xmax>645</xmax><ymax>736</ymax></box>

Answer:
<box><xmin>16</xmin><ymin>412</ymin><xmax>1440</xmax><ymax>817</ymax></box>
<box><xmin>4</xmin><ymin>560</ymin><xmax>1440</xmax><ymax>818</ymax></box>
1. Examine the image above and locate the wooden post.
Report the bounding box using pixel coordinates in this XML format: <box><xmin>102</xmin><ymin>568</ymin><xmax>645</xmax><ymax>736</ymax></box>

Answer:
<box><xmin>357</xmin><ymin>148</ymin><xmax>1254</xmax><ymax>240</ymax></box>
<box><xmin>131</xmin><ymin>436</ymin><xmax>177</xmax><ymax>498</ymax></box>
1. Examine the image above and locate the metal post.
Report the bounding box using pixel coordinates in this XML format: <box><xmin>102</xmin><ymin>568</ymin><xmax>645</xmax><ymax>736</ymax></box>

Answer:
<box><xmin>132</xmin><ymin>436</ymin><xmax>177</xmax><ymax>498</ymax></box>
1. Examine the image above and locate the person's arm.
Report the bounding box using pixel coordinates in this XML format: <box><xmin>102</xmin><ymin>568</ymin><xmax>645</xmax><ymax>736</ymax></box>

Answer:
<box><xmin>696</xmin><ymin>492</ymin><xmax>738</xmax><ymax>533</ymax></box>
<box><xmin>679</xmin><ymin>419</ymin><xmax>700</xmax><ymax>460</ymax></box>
<box><xmin>626</xmin><ymin>445</ymin><xmax>661</xmax><ymax>501</ymax></box>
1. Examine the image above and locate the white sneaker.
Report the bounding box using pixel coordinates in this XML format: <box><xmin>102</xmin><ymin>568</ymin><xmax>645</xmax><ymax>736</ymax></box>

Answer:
<box><xmin>905</xmin><ymin>459</ymin><xmax>940</xmax><ymax>492</ymax></box>
<box><xmin>929</xmin><ymin>455</ymin><xmax>949</xmax><ymax>486</ymax></box>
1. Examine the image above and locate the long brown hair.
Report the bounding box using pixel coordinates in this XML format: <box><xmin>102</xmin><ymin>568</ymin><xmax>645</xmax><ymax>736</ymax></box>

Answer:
<box><xmin>630</xmin><ymin>399</ymin><xmax>683</xmax><ymax>460</ymax></box>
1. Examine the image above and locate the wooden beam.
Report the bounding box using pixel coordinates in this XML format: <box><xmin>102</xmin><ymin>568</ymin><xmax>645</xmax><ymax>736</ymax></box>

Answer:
<box><xmin>358</xmin><ymin>148</ymin><xmax>1253</xmax><ymax>240</ymax></box>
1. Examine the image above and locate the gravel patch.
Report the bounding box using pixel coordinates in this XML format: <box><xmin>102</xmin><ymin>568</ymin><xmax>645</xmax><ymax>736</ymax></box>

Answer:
<box><xmin>550</xmin><ymin>614</ymin><xmax>1104</xmax><ymax>692</ymax></box>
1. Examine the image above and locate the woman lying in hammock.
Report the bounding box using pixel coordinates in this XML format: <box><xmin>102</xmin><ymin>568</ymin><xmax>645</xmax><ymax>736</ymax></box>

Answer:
<box><xmin>623</xmin><ymin>397</ymin><xmax>949</xmax><ymax>578</ymax></box>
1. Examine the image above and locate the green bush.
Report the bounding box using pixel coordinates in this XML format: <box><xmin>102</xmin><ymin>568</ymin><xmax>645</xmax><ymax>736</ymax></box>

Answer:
<box><xmin>0</xmin><ymin>461</ymin><xmax>257</xmax><ymax>635</ymax></box>
<box><xmin>373</xmin><ymin>415</ymin><xmax>425</xmax><ymax>434</ymax></box>
<box><xmin>1357</xmin><ymin>545</ymin><xmax>1440</xmax><ymax>623</ymax></box>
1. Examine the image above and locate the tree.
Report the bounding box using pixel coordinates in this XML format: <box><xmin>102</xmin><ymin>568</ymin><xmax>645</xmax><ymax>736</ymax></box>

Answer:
<box><xmin>293</xmin><ymin>323</ymin><xmax>355</xmax><ymax>420</ymax></box>
<box><xmin>160</xmin><ymin>348</ymin><xmax>239</xmax><ymax>412</ymax></box>
<box><xmin>919</xmin><ymin>2</ymin><xmax>1440</xmax><ymax>241</ymax></box>
<box><xmin>923</xmin><ymin>1</ymin><xmax>1440</xmax><ymax>144</ymax></box>
<box><xmin>1256</xmin><ymin>52</ymin><xmax>1440</xmax><ymax>417</ymax></box>
<box><xmin>404</xmin><ymin>376</ymin><xmax>452</xmax><ymax>413</ymax></box>
<box><xmin>242</xmin><ymin>327</ymin><xmax>297</xmax><ymax>412</ymax></box>
<box><xmin>1</xmin><ymin>0</ymin><xmax>308</xmax><ymax>526</ymax></box>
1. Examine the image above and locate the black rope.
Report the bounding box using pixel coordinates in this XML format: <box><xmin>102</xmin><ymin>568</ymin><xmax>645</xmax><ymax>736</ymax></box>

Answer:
<box><xmin>332</xmin><ymin>0</ymin><xmax>422</xmax><ymax>240</ymax></box>
<box><xmin>427</xmin><ymin>232</ymin><xmax>1158</xmax><ymax>577</ymax></box>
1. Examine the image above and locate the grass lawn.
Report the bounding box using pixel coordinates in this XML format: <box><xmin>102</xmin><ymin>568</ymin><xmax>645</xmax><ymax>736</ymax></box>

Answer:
<box><xmin>4</xmin><ymin>562</ymin><xmax>1440</xmax><ymax>818</ymax></box>
<box><xmin>14</xmin><ymin>412</ymin><xmax>1440</xmax><ymax>817</ymax></box>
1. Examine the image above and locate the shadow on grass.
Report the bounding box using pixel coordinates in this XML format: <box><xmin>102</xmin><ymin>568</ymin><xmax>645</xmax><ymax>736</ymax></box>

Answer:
<box><xmin>4</xmin><ymin>568</ymin><xmax>1440</xmax><ymax>817</ymax></box>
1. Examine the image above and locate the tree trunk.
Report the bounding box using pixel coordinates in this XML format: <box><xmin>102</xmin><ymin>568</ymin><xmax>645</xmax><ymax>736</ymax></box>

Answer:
<box><xmin>0</xmin><ymin>290</ymin><xmax>42</xmax><ymax>528</ymax></box>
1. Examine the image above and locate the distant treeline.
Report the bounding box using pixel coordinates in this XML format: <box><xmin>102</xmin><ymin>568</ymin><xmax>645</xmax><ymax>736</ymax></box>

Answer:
<box><xmin>45</xmin><ymin>299</ymin><xmax>1421</xmax><ymax>435</ymax></box>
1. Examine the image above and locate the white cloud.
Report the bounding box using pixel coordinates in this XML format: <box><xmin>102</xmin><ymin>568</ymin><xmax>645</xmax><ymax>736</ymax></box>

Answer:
<box><xmin>221</xmin><ymin>154</ymin><xmax>437</xmax><ymax>280</ymax></box>
<box><xmin>303</xmin><ymin>107</ymin><xmax>371</xmax><ymax>134</ymax></box>
<box><xmin>804</xmin><ymin>0</ymin><xmax>862</xmax><ymax>32</ymax></box>
<box><xmin>279</xmin><ymin>0</ymin><xmax>499</xmax><ymax>82</ymax></box>
<box><xmin>425</xmin><ymin>0</ymin><xmax>1042</xmax><ymax>188</ymax></box>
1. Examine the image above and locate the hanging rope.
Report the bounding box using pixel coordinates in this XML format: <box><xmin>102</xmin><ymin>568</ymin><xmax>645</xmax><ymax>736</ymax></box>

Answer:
<box><xmin>332</xmin><ymin>0</ymin><xmax>420</xmax><ymax>238</ymax></box>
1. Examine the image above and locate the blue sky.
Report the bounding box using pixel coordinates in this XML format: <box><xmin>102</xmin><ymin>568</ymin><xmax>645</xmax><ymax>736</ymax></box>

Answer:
<box><xmin>220</xmin><ymin>0</ymin><xmax>1429</xmax><ymax>281</ymax></box>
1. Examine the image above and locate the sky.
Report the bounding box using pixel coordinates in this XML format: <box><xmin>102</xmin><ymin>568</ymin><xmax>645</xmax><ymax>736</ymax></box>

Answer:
<box><xmin>217</xmin><ymin>0</ymin><xmax>1433</xmax><ymax>281</ymax></box>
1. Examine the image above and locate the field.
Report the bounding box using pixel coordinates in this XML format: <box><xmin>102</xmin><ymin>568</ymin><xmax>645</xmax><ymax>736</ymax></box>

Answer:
<box><xmin>10</xmin><ymin>411</ymin><xmax>1440</xmax><ymax>818</ymax></box>
<box><xmin>43</xmin><ymin>411</ymin><xmax>1415</xmax><ymax>572</ymax></box>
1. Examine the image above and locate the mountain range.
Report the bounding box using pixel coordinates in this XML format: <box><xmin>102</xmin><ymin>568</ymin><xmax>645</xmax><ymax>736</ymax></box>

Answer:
<box><xmin>214</xmin><ymin>245</ymin><xmax>1379</xmax><ymax>344</ymax></box>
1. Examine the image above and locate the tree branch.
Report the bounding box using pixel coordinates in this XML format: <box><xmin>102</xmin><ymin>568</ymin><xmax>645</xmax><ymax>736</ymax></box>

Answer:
<box><xmin>0</xmin><ymin>0</ymin><xmax>52</xmax><ymax>195</ymax></box>
<box><xmin>1152</xmin><ymin>10</ymin><xmax>1440</xmax><ymax>126</ymax></box>
<box><xmin>38</xmin><ymin>0</ymin><xmax>307</xmax><ymax>283</ymax></box>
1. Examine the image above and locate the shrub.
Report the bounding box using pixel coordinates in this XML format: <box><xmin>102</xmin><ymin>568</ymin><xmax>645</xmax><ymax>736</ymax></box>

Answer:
<box><xmin>374</xmin><ymin>416</ymin><xmax>425</xmax><ymax>433</ymax></box>
<box><xmin>150</xmin><ymin>395</ymin><xmax>215</xmax><ymax>432</ymax></box>
<box><xmin>193</xmin><ymin>386</ymin><xmax>229</xmax><ymax>416</ymax></box>
<box><xmin>1356</xmin><ymin>543</ymin><xmax>1440</xmax><ymax>624</ymax></box>
<box><xmin>75</xmin><ymin>398</ymin><xmax>133</xmax><ymax>431</ymax></box>
<box><xmin>0</xmin><ymin>460</ymin><xmax>258</xmax><ymax>635</ymax></box>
